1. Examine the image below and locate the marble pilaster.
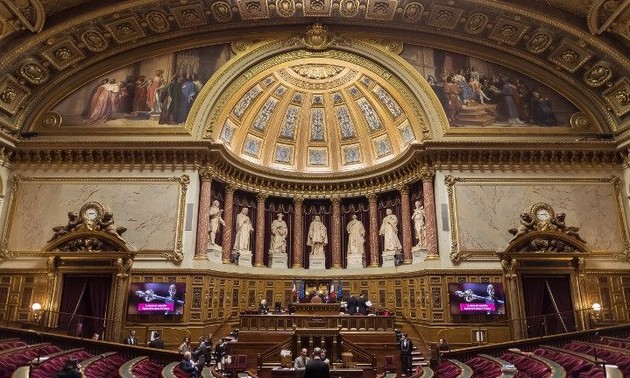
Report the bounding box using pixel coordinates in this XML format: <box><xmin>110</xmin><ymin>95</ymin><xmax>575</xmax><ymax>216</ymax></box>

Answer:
<box><xmin>368</xmin><ymin>194</ymin><xmax>380</xmax><ymax>267</ymax></box>
<box><xmin>400</xmin><ymin>186</ymin><xmax>413</xmax><ymax>264</ymax></box>
<box><xmin>254</xmin><ymin>193</ymin><xmax>267</xmax><ymax>267</ymax></box>
<box><xmin>195</xmin><ymin>169</ymin><xmax>212</xmax><ymax>258</ymax></box>
<box><xmin>293</xmin><ymin>197</ymin><xmax>304</xmax><ymax>268</ymax></box>
<box><xmin>222</xmin><ymin>186</ymin><xmax>235</xmax><ymax>264</ymax></box>
<box><xmin>331</xmin><ymin>196</ymin><xmax>342</xmax><ymax>268</ymax></box>
<box><xmin>422</xmin><ymin>170</ymin><xmax>439</xmax><ymax>258</ymax></box>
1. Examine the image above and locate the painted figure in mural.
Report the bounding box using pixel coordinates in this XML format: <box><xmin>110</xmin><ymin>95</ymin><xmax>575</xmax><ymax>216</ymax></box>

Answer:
<box><xmin>442</xmin><ymin>76</ymin><xmax>461</xmax><ymax>125</ymax></box>
<box><xmin>269</xmin><ymin>213</ymin><xmax>288</xmax><ymax>255</ymax></box>
<box><xmin>528</xmin><ymin>91</ymin><xmax>558</xmax><ymax>126</ymax></box>
<box><xmin>412</xmin><ymin>200</ymin><xmax>426</xmax><ymax>247</ymax></box>
<box><xmin>233</xmin><ymin>207</ymin><xmax>253</xmax><ymax>253</ymax></box>
<box><xmin>84</xmin><ymin>79</ymin><xmax>122</xmax><ymax>123</ymax></box>
<box><xmin>159</xmin><ymin>75</ymin><xmax>183</xmax><ymax>125</ymax></box>
<box><xmin>307</xmin><ymin>215</ymin><xmax>328</xmax><ymax>256</ymax></box>
<box><xmin>147</xmin><ymin>69</ymin><xmax>165</xmax><ymax>113</ymax></box>
<box><xmin>133</xmin><ymin>75</ymin><xmax>150</xmax><ymax>112</ymax></box>
<box><xmin>178</xmin><ymin>73</ymin><xmax>198</xmax><ymax>123</ymax></box>
<box><xmin>346</xmin><ymin>214</ymin><xmax>365</xmax><ymax>256</ymax></box>
<box><xmin>208</xmin><ymin>200</ymin><xmax>226</xmax><ymax>246</ymax></box>
<box><xmin>379</xmin><ymin>209</ymin><xmax>402</xmax><ymax>253</ymax></box>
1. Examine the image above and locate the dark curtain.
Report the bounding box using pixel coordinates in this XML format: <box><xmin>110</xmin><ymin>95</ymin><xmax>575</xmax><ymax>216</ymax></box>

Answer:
<box><xmin>522</xmin><ymin>275</ymin><xmax>575</xmax><ymax>337</ymax></box>
<box><xmin>340</xmin><ymin>199</ymin><xmax>369</xmax><ymax>268</ymax></box>
<box><xmin>210</xmin><ymin>182</ymin><xmax>226</xmax><ymax>246</ymax></box>
<box><xmin>302</xmin><ymin>200</ymin><xmax>332</xmax><ymax>269</ymax></box>
<box><xmin>87</xmin><ymin>276</ymin><xmax>112</xmax><ymax>337</ymax></box>
<box><xmin>265</xmin><ymin>198</ymin><xmax>294</xmax><ymax>267</ymax></box>
<box><xmin>58</xmin><ymin>276</ymin><xmax>88</xmax><ymax>336</ymax></box>
<box><xmin>232</xmin><ymin>191</ymin><xmax>257</xmax><ymax>264</ymax></box>
<box><xmin>377</xmin><ymin>191</ymin><xmax>402</xmax><ymax>266</ymax></box>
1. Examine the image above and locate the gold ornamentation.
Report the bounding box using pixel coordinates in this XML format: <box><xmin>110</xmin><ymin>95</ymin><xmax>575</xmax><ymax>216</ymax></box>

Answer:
<box><xmin>41</xmin><ymin>36</ymin><xmax>85</xmax><ymax>70</ymax></box>
<box><xmin>602</xmin><ymin>77</ymin><xmax>630</xmax><ymax>117</ymax></box>
<box><xmin>116</xmin><ymin>257</ymin><xmax>133</xmax><ymax>277</ymax></box>
<box><xmin>569</xmin><ymin>112</ymin><xmax>591</xmax><ymax>129</ymax></box>
<box><xmin>104</xmin><ymin>16</ymin><xmax>145</xmax><ymax>43</ymax></box>
<box><xmin>526</xmin><ymin>30</ymin><xmax>553</xmax><ymax>54</ymax></box>
<box><xmin>80</xmin><ymin>29</ymin><xmax>109</xmax><ymax>52</ymax></box>
<box><xmin>19</xmin><ymin>59</ymin><xmax>49</xmax><ymax>85</ymax></box>
<box><xmin>548</xmin><ymin>40</ymin><xmax>594</xmax><ymax>73</ymax></box>
<box><xmin>402</xmin><ymin>3</ymin><xmax>423</xmax><ymax>23</ymax></box>
<box><xmin>488</xmin><ymin>18</ymin><xmax>528</xmax><ymax>46</ymax></box>
<box><xmin>584</xmin><ymin>61</ymin><xmax>613</xmax><ymax>87</ymax></box>
<box><xmin>465</xmin><ymin>13</ymin><xmax>488</xmax><ymax>34</ymax></box>
<box><xmin>146</xmin><ymin>11</ymin><xmax>171</xmax><ymax>33</ymax></box>
<box><xmin>338</xmin><ymin>0</ymin><xmax>359</xmax><ymax>17</ymax></box>
<box><xmin>289</xmin><ymin>64</ymin><xmax>344</xmax><ymax>80</ymax></box>
<box><xmin>365</xmin><ymin>0</ymin><xmax>398</xmax><ymax>20</ymax></box>
<box><xmin>276</xmin><ymin>0</ymin><xmax>295</xmax><ymax>17</ymax></box>
<box><xmin>40</xmin><ymin>111</ymin><xmax>62</xmax><ymax>128</ymax></box>
<box><xmin>0</xmin><ymin>74</ymin><xmax>28</xmax><ymax>116</ymax></box>
<box><xmin>211</xmin><ymin>1</ymin><xmax>233</xmax><ymax>22</ymax></box>
<box><xmin>303</xmin><ymin>23</ymin><xmax>332</xmax><ymax>51</ymax></box>
<box><xmin>427</xmin><ymin>5</ymin><xmax>463</xmax><ymax>29</ymax></box>
<box><xmin>171</xmin><ymin>4</ymin><xmax>207</xmax><ymax>27</ymax></box>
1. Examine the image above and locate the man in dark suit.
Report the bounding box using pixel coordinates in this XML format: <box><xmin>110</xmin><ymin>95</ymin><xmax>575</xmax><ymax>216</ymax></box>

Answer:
<box><xmin>400</xmin><ymin>333</ymin><xmax>413</xmax><ymax>376</ymax></box>
<box><xmin>346</xmin><ymin>294</ymin><xmax>358</xmax><ymax>315</ymax></box>
<box><xmin>123</xmin><ymin>330</ymin><xmax>137</xmax><ymax>345</ymax></box>
<box><xmin>357</xmin><ymin>293</ymin><xmax>368</xmax><ymax>315</ymax></box>
<box><xmin>179</xmin><ymin>351</ymin><xmax>200</xmax><ymax>378</ymax></box>
<box><xmin>304</xmin><ymin>347</ymin><xmax>330</xmax><ymax>378</ymax></box>
<box><xmin>148</xmin><ymin>332</ymin><xmax>165</xmax><ymax>349</ymax></box>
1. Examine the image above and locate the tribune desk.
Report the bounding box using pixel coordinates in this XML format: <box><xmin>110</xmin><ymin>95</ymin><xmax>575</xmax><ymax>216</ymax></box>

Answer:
<box><xmin>271</xmin><ymin>367</ymin><xmax>364</xmax><ymax>378</ymax></box>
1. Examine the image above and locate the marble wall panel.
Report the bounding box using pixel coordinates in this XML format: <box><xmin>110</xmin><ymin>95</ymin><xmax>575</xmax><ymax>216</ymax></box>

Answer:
<box><xmin>454</xmin><ymin>182</ymin><xmax>625</xmax><ymax>252</ymax></box>
<box><xmin>6</xmin><ymin>178</ymin><xmax>181</xmax><ymax>252</ymax></box>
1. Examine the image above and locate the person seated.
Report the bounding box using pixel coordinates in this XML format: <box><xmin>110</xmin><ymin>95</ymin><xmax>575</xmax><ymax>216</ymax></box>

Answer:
<box><xmin>56</xmin><ymin>358</ymin><xmax>81</xmax><ymax>378</ymax></box>
<box><xmin>91</xmin><ymin>333</ymin><xmax>100</xmax><ymax>340</ymax></box>
<box><xmin>179</xmin><ymin>351</ymin><xmax>200</xmax><ymax>378</ymax></box>
<box><xmin>310</xmin><ymin>294</ymin><xmax>323</xmax><ymax>303</ymax></box>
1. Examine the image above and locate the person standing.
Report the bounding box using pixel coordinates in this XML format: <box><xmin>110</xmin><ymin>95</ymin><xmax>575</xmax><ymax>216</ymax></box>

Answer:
<box><xmin>346</xmin><ymin>294</ymin><xmax>358</xmax><ymax>315</ymax></box>
<box><xmin>307</xmin><ymin>215</ymin><xmax>328</xmax><ymax>255</ymax></box>
<box><xmin>124</xmin><ymin>330</ymin><xmax>137</xmax><ymax>345</ymax></box>
<box><xmin>400</xmin><ymin>333</ymin><xmax>413</xmax><ymax>376</ymax></box>
<box><xmin>148</xmin><ymin>332</ymin><xmax>164</xmax><ymax>349</ymax></box>
<box><xmin>304</xmin><ymin>347</ymin><xmax>330</xmax><ymax>378</ymax></box>
<box><xmin>294</xmin><ymin>348</ymin><xmax>310</xmax><ymax>369</ymax></box>
<box><xmin>179</xmin><ymin>336</ymin><xmax>192</xmax><ymax>354</ymax></box>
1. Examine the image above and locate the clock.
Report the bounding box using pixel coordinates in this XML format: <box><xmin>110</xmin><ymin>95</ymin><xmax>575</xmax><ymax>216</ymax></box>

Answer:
<box><xmin>530</xmin><ymin>202</ymin><xmax>555</xmax><ymax>223</ymax></box>
<box><xmin>79</xmin><ymin>202</ymin><xmax>105</xmax><ymax>222</ymax></box>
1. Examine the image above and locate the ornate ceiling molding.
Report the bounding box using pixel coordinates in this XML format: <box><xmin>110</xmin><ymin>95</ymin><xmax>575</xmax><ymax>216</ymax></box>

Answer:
<box><xmin>0</xmin><ymin>1</ymin><xmax>627</xmax><ymax>137</ymax></box>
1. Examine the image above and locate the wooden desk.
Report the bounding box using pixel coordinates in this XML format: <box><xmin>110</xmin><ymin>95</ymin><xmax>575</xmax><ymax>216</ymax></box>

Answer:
<box><xmin>294</xmin><ymin>303</ymin><xmax>341</xmax><ymax>315</ymax></box>
<box><xmin>239</xmin><ymin>314</ymin><xmax>395</xmax><ymax>331</ymax></box>
<box><xmin>271</xmin><ymin>367</ymin><xmax>364</xmax><ymax>378</ymax></box>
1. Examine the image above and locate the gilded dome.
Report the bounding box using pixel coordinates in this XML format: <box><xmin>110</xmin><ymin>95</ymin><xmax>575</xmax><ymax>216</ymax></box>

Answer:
<box><xmin>214</xmin><ymin>55</ymin><xmax>423</xmax><ymax>174</ymax></box>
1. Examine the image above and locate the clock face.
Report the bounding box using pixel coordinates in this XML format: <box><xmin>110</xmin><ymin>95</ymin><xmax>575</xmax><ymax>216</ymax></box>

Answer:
<box><xmin>536</xmin><ymin>208</ymin><xmax>550</xmax><ymax>221</ymax></box>
<box><xmin>84</xmin><ymin>207</ymin><xmax>99</xmax><ymax>220</ymax></box>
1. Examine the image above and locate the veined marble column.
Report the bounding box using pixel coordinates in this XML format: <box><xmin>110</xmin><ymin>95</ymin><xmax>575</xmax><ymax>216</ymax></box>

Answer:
<box><xmin>222</xmin><ymin>186</ymin><xmax>235</xmax><ymax>264</ymax></box>
<box><xmin>368</xmin><ymin>194</ymin><xmax>380</xmax><ymax>267</ymax></box>
<box><xmin>293</xmin><ymin>197</ymin><xmax>304</xmax><ymax>268</ymax></box>
<box><xmin>195</xmin><ymin>168</ymin><xmax>212</xmax><ymax>258</ymax></box>
<box><xmin>254</xmin><ymin>193</ymin><xmax>267</xmax><ymax>267</ymax></box>
<box><xmin>422</xmin><ymin>170</ymin><xmax>439</xmax><ymax>258</ymax></box>
<box><xmin>331</xmin><ymin>196</ymin><xmax>342</xmax><ymax>268</ymax></box>
<box><xmin>400</xmin><ymin>186</ymin><xmax>413</xmax><ymax>264</ymax></box>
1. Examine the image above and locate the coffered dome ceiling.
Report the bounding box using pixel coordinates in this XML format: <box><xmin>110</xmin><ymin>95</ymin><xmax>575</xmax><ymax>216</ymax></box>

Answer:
<box><xmin>213</xmin><ymin>56</ymin><xmax>421</xmax><ymax>173</ymax></box>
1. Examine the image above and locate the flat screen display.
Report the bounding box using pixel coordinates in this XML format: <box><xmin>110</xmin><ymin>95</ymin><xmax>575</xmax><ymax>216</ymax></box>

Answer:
<box><xmin>448</xmin><ymin>282</ymin><xmax>506</xmax><ymax>315</ymax></box>
<box><xmin>127</xmin><ymin>282</ymin><xmax>185</xmax><ymax>315</ymax></box>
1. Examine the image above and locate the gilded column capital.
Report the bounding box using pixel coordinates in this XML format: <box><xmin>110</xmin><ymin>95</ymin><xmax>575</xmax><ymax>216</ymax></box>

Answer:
<box><xmin>420</xmin><ymin>167</ymin><xmax>435</xmax><ymax>181</ymax></box>
<box><xmin>225</xmin><ymin>184</ymin><xmax>235</xmax><ymax>194</ymax></box>
<box><xmin>398</xmin><ymin>185</ymin><xmax>409</xmax><ymax>194</ymax></box>
<box><xmin>366</xmin><ymin>193</ymin><xmax>378</xmax><ymax>203</ymax></box>
<box><xmin>199</xmin><ymin>167</ymin><xmax>214</xmax><ymax>181</ymax></box>
<box><xmin>331</xmin><ymin>195</ymin><xmax>341</xmax><ymax>205</ymax></box>
<box><xmin>294</xmin><ymin>196</ymin><xmax>304</xmax><ymax>205</ymax></box>
<box><xmin>257</xmin><ymin>192</ymin><xmax>269</xmax><ymax>201</ymax></box>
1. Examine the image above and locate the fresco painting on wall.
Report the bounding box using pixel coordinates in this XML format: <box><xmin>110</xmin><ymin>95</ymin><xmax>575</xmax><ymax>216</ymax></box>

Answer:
<box><xmin>53</xmin><ymin>45</ymin><xmax>232</xmax><ymax>127</ymax></box>
<box><xmin>401</xmin><ymin>45</ymin><xmax>579</xmax><ymax>128</ymax></box>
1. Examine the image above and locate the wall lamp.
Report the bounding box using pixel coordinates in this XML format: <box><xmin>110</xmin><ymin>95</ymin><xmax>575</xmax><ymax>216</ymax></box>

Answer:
<box><xmin>591</xmin><ymin>302</ymin><xmax>602</xmax><ymax>323</ymax></box>
<box><xmin>31</xmin><ymin>302</ymin><xmax>42</xmax><ymax>323</ymax></box>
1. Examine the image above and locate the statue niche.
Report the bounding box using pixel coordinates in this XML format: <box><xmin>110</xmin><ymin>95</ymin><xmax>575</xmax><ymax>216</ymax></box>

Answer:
<box><xmin>505</xmin><ymin>202</ymin><xmax>588</xmax><ymax>254</ymax></box>
<box><xmin>46</xmin><ymin>202</ymin><xmax>130</xmax><ymax>252</ymax></box>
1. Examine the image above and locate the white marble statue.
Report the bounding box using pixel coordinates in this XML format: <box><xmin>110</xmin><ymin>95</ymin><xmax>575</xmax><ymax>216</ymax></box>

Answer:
<box><xmin>307</xmin><ymin>215</ymin><xmax>328</xmax><ymax>256</ymax></box>
<box><xmin>411</xmin><ymin>200</ymin><xmax>426</xmax><ymax>247</ymax></box>
<box><xmin>269</xmin><ymin>213</ymin><xmax>288</xmax><ymax>255</ymax></box>
<box><xmin>379</xmin><ymin>208</ymin><xmax>402</xmax><ymax>253</ymax></box>
<box><xmin>346</xmin><ymin>214</ymin><xmax>365</xmax><ymax>256</ymax></box>
<box><xmin>208</xmin><ymin>200</ymin><xmax>226</xmax><ymax>246</ymax></box>
<box><xmin>233</xmin><ymin>207</ymin><xmax>253</xmax><ymax>253</ymax></box>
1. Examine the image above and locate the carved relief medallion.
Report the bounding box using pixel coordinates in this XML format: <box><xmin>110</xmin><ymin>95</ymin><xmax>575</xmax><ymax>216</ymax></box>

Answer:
<box><xmin>80</xmin><ymin>29</ymin><xmax>109</xmax><ymax>52</ymax></box>
<box><xmin>338</xmin><ymin>0</ymin><xmax>359</xmax><ymax>17</ymax></box>
<box><xmin>402</xmin><ymin>3</ymin><xmax>423</xmax><ymax>23</ymax></box>
<box><xmin>584</xmin><ymin>61</ymin><xmax>613</xmax><ymax>87</ymax></box>
<box><xmin>276</xmin><ymin>0</ymin><xmax>296</xmax><ymax>17</ymax></box>
<box><xmin>146</xmin><ymin>11</ymin><xmax>171</xmax><ymax>33</ymax></box>
<box><xmin>19</xmin><ymin>59</ymin><xmax>49</xmax><ymax>85</ymax></box>
<box><xmin>211</xmin><ymin>1</ymin><xmax>233</xmax><ymax>22</ymax></box>
<box><xmin>465</xmin><ymin>13</ymin><xmax>488</xmax><ymax>34</ymax></box>
<box><xmin>526</xmin><ymin>30</ymin><xmax>554</xmax><ymax>54</ymax></box>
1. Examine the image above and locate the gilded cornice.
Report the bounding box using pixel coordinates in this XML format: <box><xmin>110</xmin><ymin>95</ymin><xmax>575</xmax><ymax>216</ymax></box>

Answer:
<box><xmin>0</xmin><ymin>1</ymin><xmax>627</xmax><ymax>137</ymax></box>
